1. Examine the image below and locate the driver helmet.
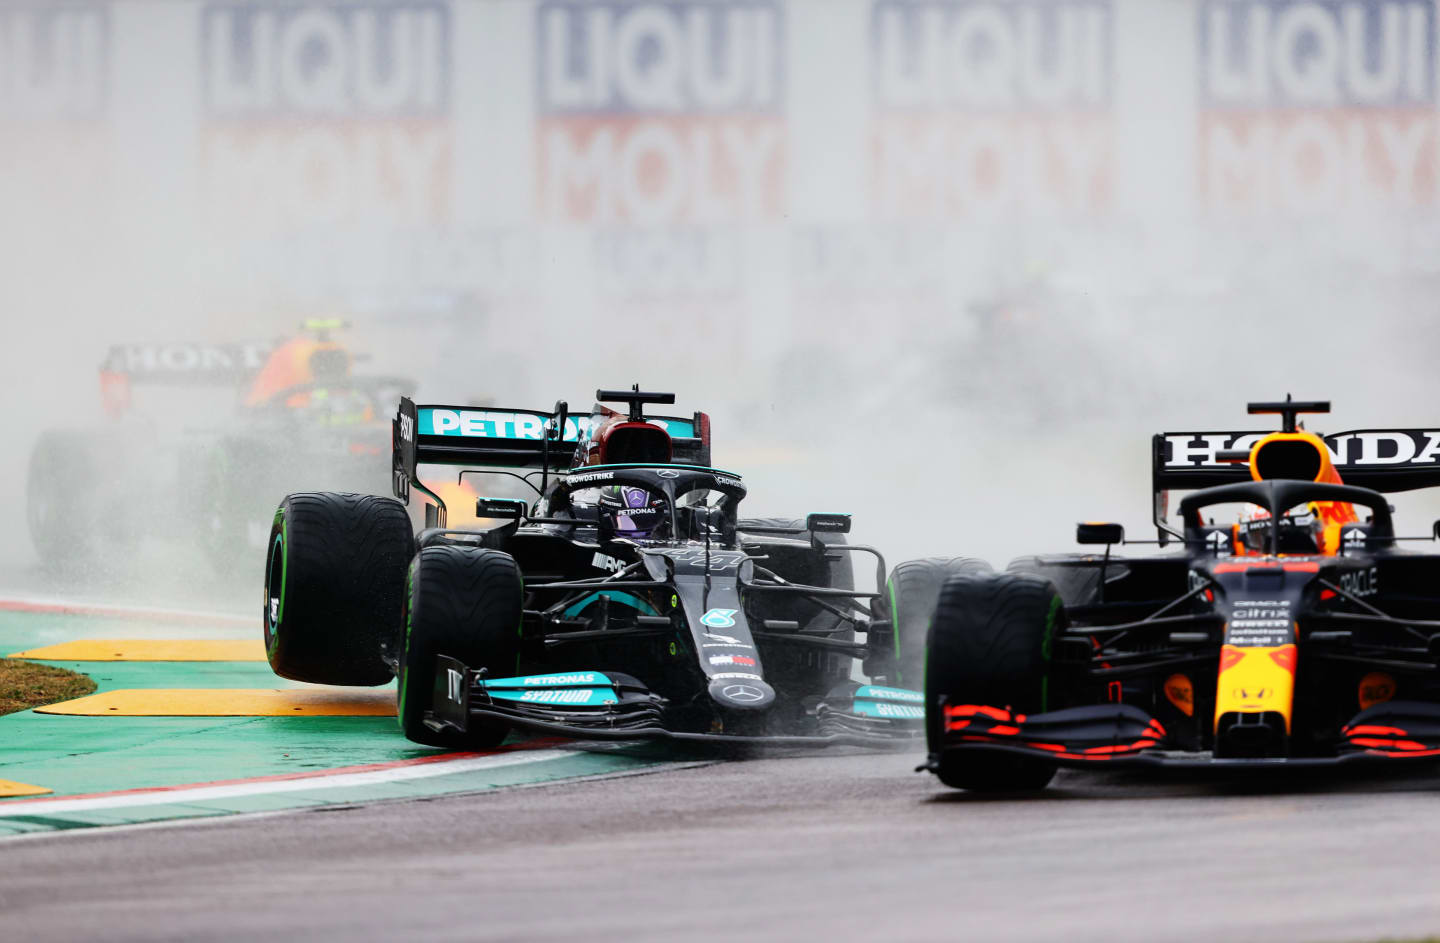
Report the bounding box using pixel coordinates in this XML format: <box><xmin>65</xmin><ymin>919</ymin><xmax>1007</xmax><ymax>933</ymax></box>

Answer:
<box><xmin>597</xmin><ymin>485</ymin><xmax>667</xmax><ymax>539</ymax></box>
<box><xmin>1236</xmin><ymin>503</ymin><xmax>1320</xmax><ymax>555</ymax></box>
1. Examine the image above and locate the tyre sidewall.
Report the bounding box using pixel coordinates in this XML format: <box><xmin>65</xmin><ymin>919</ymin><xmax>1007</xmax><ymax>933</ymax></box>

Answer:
<box><xmin>263</xmin><ymin>505</ymin><xmax>288</xmax><ymax>666</ymax></box>
<box><xmin>885</xmin><ymin>557</ymin><xmax>993</xmax><ymax>688</ymax></box>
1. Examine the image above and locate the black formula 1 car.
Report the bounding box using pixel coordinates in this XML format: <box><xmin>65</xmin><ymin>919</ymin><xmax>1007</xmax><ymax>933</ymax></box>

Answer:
<box><xmin>921</xmin><ymin>397</ymin><xmax>1440</xmax><ymax>790</ymax></box>
<box><xmin>261</xmin><ymin>388</ymin><xmax>924</xmax><ymax>748</ymax></box>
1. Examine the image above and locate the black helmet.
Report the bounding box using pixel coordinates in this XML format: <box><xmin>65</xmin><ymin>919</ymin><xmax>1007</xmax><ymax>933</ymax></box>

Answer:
<box><xmin>597</xmin><ymin>485</ymin><xmax>668</xmax><ymax>539</ymax></box>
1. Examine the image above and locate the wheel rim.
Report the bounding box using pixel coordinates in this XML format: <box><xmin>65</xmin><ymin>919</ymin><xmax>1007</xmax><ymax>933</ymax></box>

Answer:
<box><xmin>264</xmin><ymin>530</ymin><xmax>286</xmax><ymax>654</ymax></box>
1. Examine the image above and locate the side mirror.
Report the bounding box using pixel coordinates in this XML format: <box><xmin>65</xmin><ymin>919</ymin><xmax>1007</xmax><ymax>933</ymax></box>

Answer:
<box><xmin>476</xmin><ymin>497</ymin><xmax>526</xmax><ymax>521</ymax></box>
<box><xmin>1433</xmin><ymin>520</ymin><xmax>1440</xmax><ymax>541</ymax></box>
<box><xmin>1077</xmin><ymin>521</ymin><xmax>1125</xmax><ymax>546</ymax></box>
<box><xmin>806</xmin><ymin>512</ymin><xmax>851</xmax><ymax>535</ymax></box>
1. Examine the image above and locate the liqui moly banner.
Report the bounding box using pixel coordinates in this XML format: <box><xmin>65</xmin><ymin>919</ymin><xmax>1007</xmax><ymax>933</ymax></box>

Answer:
<box><xmin>1199</xmin><ymin>0</ymin><xmax>1438</xmax><ymax>212</ymax></box>
<box><xmin>1</xmin><ymin>3</ymin><xmax>112</xmax><ymax>216</ymax></box>
<box><xmin>535</xmin><ymin>0</ymin><xmax>786</xmax><ymax>223</ymax></box>
<box><xmin>869</xmin><ymin>0</ymin><xmax>1114</xmax><ymax>218</ymax></box>
<box><xmin>198</xmin><ymin>1</ymin><xmax>453</xmax><ymax>231</ymax></box>
<box><xmin>0</xmin><ymin>3</ymin><xmax>108</xmax><ymax>120</ymax></box>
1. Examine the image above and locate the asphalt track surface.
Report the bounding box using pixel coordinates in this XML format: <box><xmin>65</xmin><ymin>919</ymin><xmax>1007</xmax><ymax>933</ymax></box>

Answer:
<box><xmin>3</xmin><ymin>563</ymin><xmax>1440</xmax><ymax>942</ymax></box>
<box><xmin>5</xmin><ymin>748</ymin><xmax>1440</xmax><ymax>943</ymax></box>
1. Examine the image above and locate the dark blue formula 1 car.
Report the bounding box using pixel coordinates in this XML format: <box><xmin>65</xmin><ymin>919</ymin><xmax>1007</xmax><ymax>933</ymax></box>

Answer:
<box><xmin>921</xmin><ymin>397</ymin><xmax>1440</xmax><ymax>790</ymax></box>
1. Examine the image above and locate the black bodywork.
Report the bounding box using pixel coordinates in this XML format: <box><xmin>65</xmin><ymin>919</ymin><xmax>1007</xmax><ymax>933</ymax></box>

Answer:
<box><xmin>933</xmin><ymin>401</ymin><xmax>1440</xmax><ymax>770</ymax></box>
<box><xmin>394</xmin><ymin>393</ymin><xmax>923</xmax><ymax>746</ymax></box>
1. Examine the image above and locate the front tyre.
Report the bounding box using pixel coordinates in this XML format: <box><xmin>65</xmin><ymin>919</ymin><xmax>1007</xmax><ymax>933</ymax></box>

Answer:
<box><xmin>925</xmin><ymin>572</ymin><xmax>1064</xmax><ymax>792</ymax></box>
<box><xmin>264</xmin><ymin>492</ymin><xmax>414</xmax><ymax>686</ymax></box>
<box><xmin>398</xmin><ymin>546</ymin><xmax>523</xmax><ymax>749</ymax></box>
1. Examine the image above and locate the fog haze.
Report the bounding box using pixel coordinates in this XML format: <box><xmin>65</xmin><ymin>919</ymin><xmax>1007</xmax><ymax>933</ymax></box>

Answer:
<box><xmin>3</xmin><ymin>0</ymin><xmax>1438</xmax><ymax>603</ymax></box>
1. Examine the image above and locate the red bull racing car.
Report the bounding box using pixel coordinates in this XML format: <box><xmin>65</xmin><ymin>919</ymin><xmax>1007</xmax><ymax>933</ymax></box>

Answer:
<box><xmin>262</xmin><ymin>387</ymin><xmax>925</xmax><ymax>748</ymax></box>
<box><xmin>26</xmin><ymin>322</ymin><xmax>412</xmax><ymax>572</ymax></box>
<box><xmin>923</xmin><ymin>397</ymin><xmax>1440</xmax><ymax>790</ymax></box>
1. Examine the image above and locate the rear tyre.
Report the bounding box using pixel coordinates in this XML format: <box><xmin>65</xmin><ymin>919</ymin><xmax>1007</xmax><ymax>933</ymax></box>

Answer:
<box><xmin>884</xmin><ymin>557</ymin><xmax>993</xmax><ymax>688</ymax></box>
<box><xmin>263</xmin><ymin>492</ymin><xmax>415</xmax><ymax>686</ymax></box>
<box><xmin>198</xmin><ymin>437</ymin><xmax>258</xmax><ymax>574</ymax></box>
<box><xmin>26</xmin><ymin>430</ymin><xmax>101</xmax><ymax>567</ymax></box>
<box><xmin>926</xmin><ymin>572</ymin><xmax>1063</xmax><ymax>791</ymax></box>
<box><xmin>1007</xmin><ymin>555</ymin><xmax>1103</xmax><ymax>607</ymax></box>
<box><xmin>398</xmin><ymin>546</ymin><xmax>523</xmax><ymax>749</ymax></box>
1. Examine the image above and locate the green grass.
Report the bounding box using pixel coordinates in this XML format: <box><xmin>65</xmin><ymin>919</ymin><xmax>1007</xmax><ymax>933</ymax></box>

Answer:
<box><xmin>0</xmin><ymin>659</ymin><xmax>96</xmax><ymax>715</ymax></box>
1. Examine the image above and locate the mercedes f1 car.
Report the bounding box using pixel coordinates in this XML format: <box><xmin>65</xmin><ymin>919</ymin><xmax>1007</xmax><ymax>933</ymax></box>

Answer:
<box><xmin>261</xmin><ymin>387</ymin><xmax>925</xmax><ymax>748</ymax></box>
<box><xmin>922</xmin><ymin>397</ymin><xmax>1440</xmax><ymax>790</ymax></box>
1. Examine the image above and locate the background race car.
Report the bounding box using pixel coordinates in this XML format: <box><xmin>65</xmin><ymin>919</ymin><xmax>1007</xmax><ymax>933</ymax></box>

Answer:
<box><xmin>262</xmin><ymin>387</ymin><xmax>927</xmax><ymax>747</ymax></box>
<box><xmin>26</xmin><ymin>321</ymin><xmax>414</xmax><ymax>577</ymax></box>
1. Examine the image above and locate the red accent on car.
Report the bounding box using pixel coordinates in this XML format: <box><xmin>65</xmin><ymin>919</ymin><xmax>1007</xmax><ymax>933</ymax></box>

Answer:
<box><xmin>596</xmin><ymin>420</ymin><xmax>672</xmax><ymax>465</ymax></box>
<box><xmin>1349</xmin><ymin>737</ymin><xmax>1430</xmax><ymax>751</ymax></box>
<box><xmin>1267</xmin><ymin>645</ymin><xmax>1298</xmax><ymax>673</ymax></box>
<box><xmin>943</xmin><ymin>704</ymin><xmax>1011</xmax><ymax>721</ymax></box>
<box><xmin>1213</xmin><ymin>561</ymin><xmax>1321</xmax><ymax>574</ymax></box>
<box><xmin>1345</xmin><ymin>725</ymin><xmax>1408</xmax><ymax>738</ymax></box>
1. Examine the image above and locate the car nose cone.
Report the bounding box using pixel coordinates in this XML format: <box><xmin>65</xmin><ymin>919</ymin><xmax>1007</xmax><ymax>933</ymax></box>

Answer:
<box><xmin>707</xmin><ymin>678</ymin><xmax>775</xmax><ymax>710</ymax></box>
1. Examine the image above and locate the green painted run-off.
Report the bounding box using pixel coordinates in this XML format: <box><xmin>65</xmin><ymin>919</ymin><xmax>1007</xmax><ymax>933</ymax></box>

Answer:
<box><xmin>0</xmin><ymin>609</ymin><xmax>678</xmax><ymax>837</ymax></box>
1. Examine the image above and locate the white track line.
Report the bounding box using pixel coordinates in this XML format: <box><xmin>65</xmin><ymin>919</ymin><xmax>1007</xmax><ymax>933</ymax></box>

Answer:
<box><xmin>0</xmin><ymin>750</ymin><xmax>571</xmax><ymax>817</ymax></box>
<box><xmin>0</xmin><ymin>759</ymin><xmax>710</xmax><ymax>844</ymax></box>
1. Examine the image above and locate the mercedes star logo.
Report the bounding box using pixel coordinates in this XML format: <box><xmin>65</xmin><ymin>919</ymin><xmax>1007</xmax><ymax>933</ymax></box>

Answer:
<box><xmin>723</xmin><ymin>684</ymin><xmax>764</xmax><ymax>703</ymax></box>
<box><xmin>657</xmin><ymin>469</ymin><xmax>680</xmax><ymax>478</ymax></box>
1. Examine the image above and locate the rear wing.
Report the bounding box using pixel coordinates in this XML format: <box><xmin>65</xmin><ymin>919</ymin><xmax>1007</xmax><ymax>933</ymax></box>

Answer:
<box><xmin>392</xmin><ymin>398</ymin><xmax>711</xmax><ymax>501</ymax></box>
<box><xmin>99</xmin><ymin>342</ymin><xmax>272</xmax><ymax>416</ymax></box>
<box><xmin>1152</xmin><ymin>429</ymin><xmax>1440</xmax><ymax>541</ymax></box>
<box><xmin>100</xmin><ymin>342</ymin><xmax>272</xmax><ymax>384</ymax></box>
<box><xmin>1154</xmin><ymin>429</ymin><xmax>1440</xmax><ymax>494</ymax></box>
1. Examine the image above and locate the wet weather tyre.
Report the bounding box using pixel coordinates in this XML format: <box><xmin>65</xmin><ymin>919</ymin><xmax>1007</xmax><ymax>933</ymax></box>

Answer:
<box><xmin>198</xmin><ymin>436</ymin><xmax>262</xmax><ymax>574</ymax></box>
<box><xmin>1007</xmin><ymin>555</ymin><xmax>1102</xmax><ymax>607</ymax></box>
<box><xmin>26</xmin><ymin>430</ymin><xmax>100</xmax><ymax>567</ymax></box>
<box><xmin>398</xmin><ymin>546</ymin><xmax>523</xmax><ymax>749</ymax></box>
<box><xmin>925</xmin><ymin>572</ymin><xmax>1064</xmax><ymax>792</ymax></box>
<box><xmin>263</xmin><ymin>492</ymin><xmax>415</xmax><ymax>686</ymax></box>
<box><xmin>884</xmin><ymin>557</ymin><xmax>993</xmax><ymax>689</ymax></box>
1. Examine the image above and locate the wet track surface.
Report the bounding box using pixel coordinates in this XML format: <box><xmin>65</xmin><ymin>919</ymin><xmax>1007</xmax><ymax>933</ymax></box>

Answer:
<box><xmin>5</xmin><ymin>747</ymin><xmax>1440</xmax><ymax>942</ymax></box>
